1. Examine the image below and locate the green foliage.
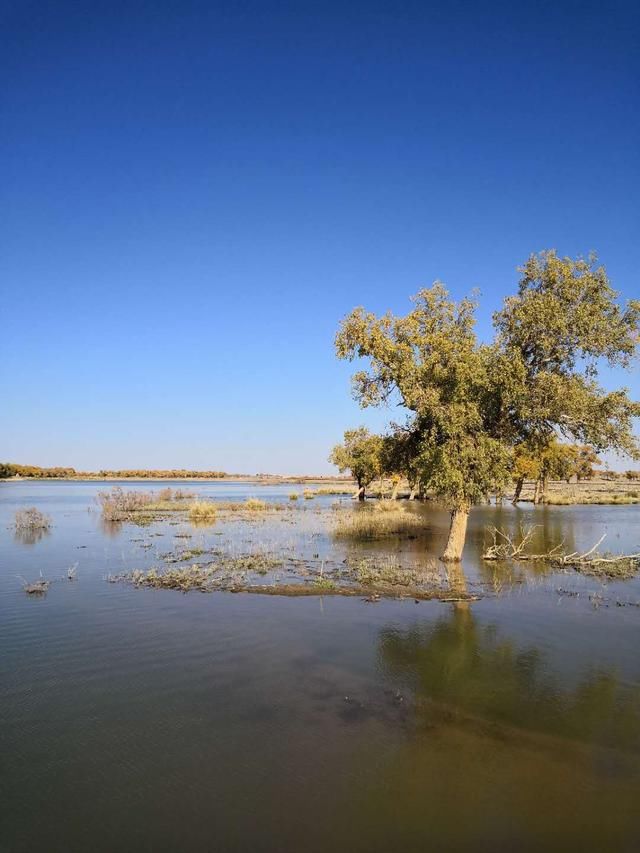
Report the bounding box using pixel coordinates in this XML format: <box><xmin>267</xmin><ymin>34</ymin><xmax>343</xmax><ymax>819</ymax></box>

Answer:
<box><xmin>379</xmin><ymin>426</ymin><xmax>423</xmax><ymax>488</ymax></box>
<box><xmin>335</xmin><ymin>250</ymin><xmax>640</xmax><ymax>520</ymax></box>
<box><xmin>335</xmin><ymin>285</ymin><xmax>512</xmax><ymax>509</ymax></box>
<box><xmin>329</xmin><ymin>427</ymin><xmax>383</xmax><ymax>489</ymax></box>
<box><xmin>570</xmin><ymin>445</ymin><xmax>601</xmax><ymax>480</ymax></box>
<box><xmin>494</xmin><ymin>250</ymin><xmax>640</xmax><ymax>457</ymax></box>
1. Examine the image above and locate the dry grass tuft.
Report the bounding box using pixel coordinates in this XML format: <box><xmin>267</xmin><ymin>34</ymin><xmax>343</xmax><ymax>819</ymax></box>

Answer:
<box><xmin>15</xmin><ymin>507</ymin><xmax>51</xmax><ymax>530</ymax></box>
<box><xmin>333</xmin><ymin>503</ymin><xmax>425</xmax><ymax>539</ymax></box>
<box><xmin>544</xmin><ymin>491</ymin><xmax>640</xmax><ymax>506</ymax></box>
<box><xmin>244</xmin><ymin>498</ymin><xmax>268</xmax><ymax>511</ymax></box>
<box><xmin>188</xmin><ymin>501</ymin><xmax>218</xmax><ymax>523</ymax></box>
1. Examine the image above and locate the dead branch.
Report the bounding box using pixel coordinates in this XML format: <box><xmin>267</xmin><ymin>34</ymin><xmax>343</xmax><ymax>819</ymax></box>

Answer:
<box><xmin>482</xmin><ymin>527</ymin><xmax>640</xmax><ymax>576</ymax></box>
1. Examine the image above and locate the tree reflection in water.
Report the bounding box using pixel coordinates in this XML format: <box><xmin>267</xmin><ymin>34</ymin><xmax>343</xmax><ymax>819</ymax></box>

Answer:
<box><xmin>379</xmin><ymin>603</ymin><xmax>640</xmax><ymax>752</ymax></box>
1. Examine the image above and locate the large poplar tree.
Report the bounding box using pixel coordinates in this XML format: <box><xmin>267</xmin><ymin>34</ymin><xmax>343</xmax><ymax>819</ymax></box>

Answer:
<box><xmin>335</xmin><ymin>251</ymin><xmax>640</xmax><ymax>560</ymax></box>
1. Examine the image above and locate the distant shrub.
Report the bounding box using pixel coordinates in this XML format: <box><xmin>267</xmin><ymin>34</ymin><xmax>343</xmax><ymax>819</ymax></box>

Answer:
<box><xmin>97</xmin><ymin>487</ymin><xmax>154</xmax><ymax>520</ymax></box>
<box><xmin>303</xmin><ymin>490</ymin><xmax>315</xmax><ymax>500</ymax></box>
<box><xmin>289</xmin><ymin>493</ymin><xmax>299</xmax><ymax>501</ymax></box>
<box><xmin>15</xmin><ymin>507</ymin><xmax>51</xmax><ymax>530</ymax></box>
<box><xmin>157</xmin><ymin>487</ymin><xmax>195</xmax><ymax>502</ymax></box>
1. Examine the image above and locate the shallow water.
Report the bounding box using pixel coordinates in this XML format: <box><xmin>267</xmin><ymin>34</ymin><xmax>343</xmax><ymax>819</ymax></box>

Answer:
<box><xmin>1</xmin><ymin>481</ymin><xmax>639</xmax><ymax>852</ymax></box>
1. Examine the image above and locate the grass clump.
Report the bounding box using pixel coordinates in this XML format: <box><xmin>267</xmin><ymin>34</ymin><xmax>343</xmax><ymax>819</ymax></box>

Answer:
<box><xmin>244</xmin><ymin>498</ymin><xmax>268</xmax><ymax>511</ymax></box>
<box><xmin>573</xmin><ymin>555</ymin><xmax>640</xmax><ymax>580</ymax></box>
<box><xmin>303</xmin><ymin>489</ymin><xmax>315</xmax><ymax>500</ymax></box>
<box><xmin>544</xmin><ymin>492</ymin><xmax>640</xmax><ymax>506</ymax></box>
<box><xmin>333</xmin><ymin>503</ymin><xmax>424</xmax><ymax>539</ymax></box>
<box><xmin>98</xmin><ymin>487</ymin><xmax>154</xmax><ymax>520</ymax></box>
<box><xmin>15</xmin><ymin>507</ymin><xmax>51</xmax><ymax>530</ymax></box>
<box><xmin>157</xmin><ymin>487</ymin><xmax>195</xmax><ymax>502</ymax></box>
<box><xmin>289</xmin><ymin>492</ymin><xmax>299</xmax><ymax>501</ymax></box>
<box><xmin>348</xmin><ymin>556</ymin><xmax>431</xmax><ymax>588</ymax></box>
<box><xmin>188</xmin><ymin>501</ymin><xmax>218</xmax><ymax>523</ymax></box>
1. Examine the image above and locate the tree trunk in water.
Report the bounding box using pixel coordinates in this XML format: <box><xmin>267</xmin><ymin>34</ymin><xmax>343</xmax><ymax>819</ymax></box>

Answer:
<box><xmin>512</xmin><ymin>476</ymin><xmax>524</xmax><ymax>505</ymax></box>
<box><xmin>357</xmin><ymin>483</ymin><xmax>365</xmax><ymax>501</ymax></box>
<box><xmin>540</xmin><ymin>476</ymin><xmax>548</xmax><ymax>503</ymax></box>
<box><xmin>533</xmin><ymin>478</ymin><xmax>542</xmax><ymax>505</ymax></box>
<box><xmin>390</xmin><ymin>481</ymin><xmax>399</xmax><ymax>500</ymax></box>
<box><xmin>441</xmin><ymin>506</ymin><xmax>470</xmax><ymax>562</ymax></box>
<box><xmin>409</xmin><ymin>484</ymin><xmax>417</xmax><ymax>500</ymax></box>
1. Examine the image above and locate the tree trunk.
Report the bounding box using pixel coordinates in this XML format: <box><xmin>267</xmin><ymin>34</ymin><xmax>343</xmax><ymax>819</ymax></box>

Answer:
<box><xmin>409</xmin><ymin>484</ymin><xmax>417</xmax><ymax>500</ymax></box>
<box><xmin>390</xmin><ymin>481</ymin><xmax>399</xmax><ymax>500</ymax></box>
<box><xmin>357</xmin><ymin>482</ymin><xmax>365</xmax><ymax>501</ymax></box>
<box><xmin>533</xmin><ymin>478</ymin><xmax>542</xmax><ymax>505</ymax></box>
<box><xmin>441</xmin><ymin>505</ymin><xmax>470</xmax><ymax>562</ymax></box>
<box><xmin>512</xmin><ymin>476</ymin><xmax>524</xmax><ymax>505</ymax></box>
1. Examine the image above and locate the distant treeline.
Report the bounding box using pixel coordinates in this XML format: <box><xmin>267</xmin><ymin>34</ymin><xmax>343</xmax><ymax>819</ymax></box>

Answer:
<box><xmin>0</xmin><ymin>464</ymin><xmax>228</xmax><ymax>480</ymax></box>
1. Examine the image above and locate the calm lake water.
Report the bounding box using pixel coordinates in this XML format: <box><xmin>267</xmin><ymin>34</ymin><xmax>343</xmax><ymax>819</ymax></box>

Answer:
<box><xmin>1</xmin><ymin>481</ymin><xmax>639</xmax><ymax>852</ymax></box>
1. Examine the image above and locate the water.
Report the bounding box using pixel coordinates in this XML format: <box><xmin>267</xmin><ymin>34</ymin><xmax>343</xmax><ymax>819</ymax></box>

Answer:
<box><xmin>1</xmin><ymin>481</ymin><xmax>639</xmax><ymax>852</ymax></box>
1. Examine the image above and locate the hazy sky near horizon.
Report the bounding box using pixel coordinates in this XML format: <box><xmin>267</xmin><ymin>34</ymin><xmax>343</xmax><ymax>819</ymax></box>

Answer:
<box><xmin>2</xmin><ymin>0</ymin><xmax>639</xmax><ymax>474</ymax></box>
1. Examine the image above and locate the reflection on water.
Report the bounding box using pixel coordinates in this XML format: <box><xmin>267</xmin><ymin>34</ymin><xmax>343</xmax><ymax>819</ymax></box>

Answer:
<box><xmin>98</xmin><ymin>516</ymin><xmax>123</xmax><ymax>537</ymax></box>
<box><xmin>380</xmin><ymin>605</ymin><xmax>640</xmax><ymax>752</ymax></box>
<box><xmin>1</xmin><ymin>480</ymin><xmax>639</xmax><ymax>852</ymax></box>
<box><xmin>13</xmin><ymin>525</ymin><xmax>50</xmax><ymax>545</ymax></box>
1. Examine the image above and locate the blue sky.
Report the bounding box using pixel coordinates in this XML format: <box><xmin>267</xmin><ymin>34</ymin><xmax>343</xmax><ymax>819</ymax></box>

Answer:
<box><xmin>2</xmin><ymin>0</ymin><xmax>638</xmax><ymax>474</ymax></box>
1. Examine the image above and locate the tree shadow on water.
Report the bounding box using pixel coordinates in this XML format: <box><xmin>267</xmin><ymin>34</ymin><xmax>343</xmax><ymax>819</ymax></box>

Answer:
<box><xmin>378</xmin><ymin>605</ymin><xmax>640</xmax><ymax>753</ymax></box>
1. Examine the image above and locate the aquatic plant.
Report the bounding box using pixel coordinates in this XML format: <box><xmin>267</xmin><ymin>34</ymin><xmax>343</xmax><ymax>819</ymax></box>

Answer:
<box><xmin>97</xmin><ymin>487</ymin><xmax>154</xmax><ymax>520</ymax></box>
<box><xmin>333</xmin><ymin>504</ymin><xmax>424</xmax><ymax>539</ymax></box>
<box><xmin>17</xmin><ymin>572</ymin><xmax>50</xmax><ymax>595</ymax></box>
<box><xmin>349</xmin><ymin>556</ymin><xmax>429</xmax><ymax>588</ymax></box>
<box><xmin>244</xmin><ymin>498</ymin><xmax>268</xmax><ymax>511</ymax></box>
<box><xmin>14</xmin><ymin>507</ymin><xmax>51</xmax><ymax>530</ymax></box>
<box><xmin>188</xmin><ymin>501</ymin><xmax>218</xmax><ymax>522</ymax></box>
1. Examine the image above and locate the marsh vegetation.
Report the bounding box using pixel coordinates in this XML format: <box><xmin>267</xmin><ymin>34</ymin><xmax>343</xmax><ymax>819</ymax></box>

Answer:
<box><xmin>14</xmin><ymin>507</ymin><xmax>51</xmax><ymax>531</ymax></box>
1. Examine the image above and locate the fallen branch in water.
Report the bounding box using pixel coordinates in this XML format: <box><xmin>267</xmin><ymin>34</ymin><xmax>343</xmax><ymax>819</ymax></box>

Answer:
<box><xmin>483</xmin><ymin>524</ymin><xmax>565</xmax><ymax>561</ymax></box>
<box><xmin>483</xmin><ymin>528</ymin><xmax>640</xmax><ymax>578</ymax></box>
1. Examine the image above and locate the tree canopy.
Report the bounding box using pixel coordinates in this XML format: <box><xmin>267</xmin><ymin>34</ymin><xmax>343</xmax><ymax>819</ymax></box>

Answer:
<box><xmin>335</xmin><ymin>251</ymin><xmax>640</xmax><ymax>559</ymax></box>
<box><xmin>329</xmin><ymin>427</ymin><xmax>383</xmax><ymax>499</ymax></box>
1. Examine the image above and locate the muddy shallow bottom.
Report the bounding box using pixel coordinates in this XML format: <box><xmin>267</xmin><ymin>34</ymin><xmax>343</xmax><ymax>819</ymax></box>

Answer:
<box><xmin>1</xmin><ymin>480</ymin><xmax>639</xmax><ymax>852</ymax></box>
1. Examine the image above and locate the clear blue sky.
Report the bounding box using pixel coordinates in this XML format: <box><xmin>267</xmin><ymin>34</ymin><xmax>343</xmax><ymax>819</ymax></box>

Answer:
<box><xmin>2</xmin><ymin>0</ymin><xmax>638</xmax><ymax>474</ymax></box>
